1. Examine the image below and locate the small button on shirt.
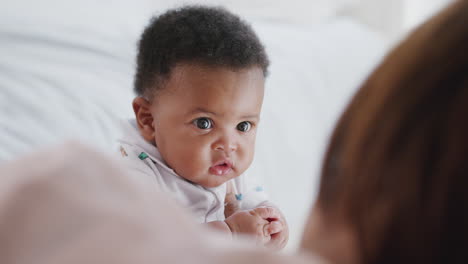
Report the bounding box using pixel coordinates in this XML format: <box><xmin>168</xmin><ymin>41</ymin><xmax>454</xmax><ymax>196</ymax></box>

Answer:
<box><xmin>117</xmin><ymin>119</ymin><xmax>269</xmax><ymax>223</ymax></box>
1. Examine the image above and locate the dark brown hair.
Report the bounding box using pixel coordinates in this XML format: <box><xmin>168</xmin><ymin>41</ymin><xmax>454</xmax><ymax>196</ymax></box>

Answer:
<box><xmin>317</xmin><ymin>1</ymin><xmax>468</xmax><ymax>263</ymax></box>
<box><xmin>134</xmin><ymin>5</ymin><xmax>269</xmax><ymax>98</ymax></box>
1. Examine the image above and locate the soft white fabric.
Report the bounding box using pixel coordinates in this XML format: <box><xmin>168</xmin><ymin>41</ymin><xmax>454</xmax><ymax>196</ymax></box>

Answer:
<box><xmin>0</xmin><ymin>141</ymin><xmax>325</xmax><ymax>264</ymax></box>
<box><xmin>0</xmin><ymin>0</ymin><xmax>388</xmax><ymax>250</ymax></box>
<box><xmin>123</xmin><ymin>0</ymin><xmax>357</xmax><ymax>26</ymax></box>
<box><xmin>118</xmin><ymin>119</ymin><xmax>269</xmax><ymax>222</ymax></box>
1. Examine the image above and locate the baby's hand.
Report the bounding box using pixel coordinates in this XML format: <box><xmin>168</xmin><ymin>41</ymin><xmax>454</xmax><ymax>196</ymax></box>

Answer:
<box><xmin>225</xmin><ymin>207</ymin><xmax>286</xmax><ymax>248</ymax></box>
<box><xmin>258</xmin><ymin>206</ymin><xmax>289</xmax><ymax>250</ymax></box>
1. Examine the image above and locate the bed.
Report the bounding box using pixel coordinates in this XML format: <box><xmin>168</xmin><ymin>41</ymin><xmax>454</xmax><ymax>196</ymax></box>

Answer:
<box><xmin>0</xmin><ymin>0</ymin><xmax>388</xmax><ymax>250</ymax></box>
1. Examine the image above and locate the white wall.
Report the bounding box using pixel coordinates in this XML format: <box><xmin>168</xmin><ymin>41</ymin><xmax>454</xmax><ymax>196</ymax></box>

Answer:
<box><xmin>341</xmin><ymin>0</ymin><xmax>455</xmax><ymax>42</ymax></box>
<box><xmin>403</xmin><ymin>0</ymin><xmax>455</xmax><ymax>30</ymax></box>
<box><xmin>340</xmin><ymin>0</ymin><xmax>405</xmax><ymax>40</ymax></box>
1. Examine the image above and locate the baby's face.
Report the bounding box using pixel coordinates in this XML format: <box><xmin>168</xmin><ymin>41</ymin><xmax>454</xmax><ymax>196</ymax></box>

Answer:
<box><xmin>149</xmin><ymin>64</ymin><xmax>264</xmax><ymax>188</ymax></box>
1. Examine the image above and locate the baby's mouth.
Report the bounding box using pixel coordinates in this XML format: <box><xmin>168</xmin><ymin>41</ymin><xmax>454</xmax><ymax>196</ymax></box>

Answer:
<box><xmin>209</xmin><ymin>160</ymin><xmax>233</xmax><ymax>176</ymax></box>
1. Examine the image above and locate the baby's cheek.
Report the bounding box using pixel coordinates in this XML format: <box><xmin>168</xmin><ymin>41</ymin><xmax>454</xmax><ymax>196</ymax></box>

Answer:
<box><xmin>241</xmin><ymin>146</ymin><xmax>255</xmax><ymax>167</ymax></box>
<box><xmin>174</xmin><ymin>153</ymin><xmax>202</xmax><ymax>178</ymax></box>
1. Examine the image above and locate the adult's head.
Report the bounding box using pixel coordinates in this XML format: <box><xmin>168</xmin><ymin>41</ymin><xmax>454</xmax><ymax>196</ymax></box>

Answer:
<box><xmin>302</xmin><ymin>1</ymin><xmax>468</xmax><ymax>263</ymax></box>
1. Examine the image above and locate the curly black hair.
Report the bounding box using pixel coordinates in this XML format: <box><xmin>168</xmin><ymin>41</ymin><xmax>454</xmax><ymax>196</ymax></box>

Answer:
<box><xmin>134</xmin><ymin>5</ymin><xmax>269</xmax><ymax>98</ymax></box>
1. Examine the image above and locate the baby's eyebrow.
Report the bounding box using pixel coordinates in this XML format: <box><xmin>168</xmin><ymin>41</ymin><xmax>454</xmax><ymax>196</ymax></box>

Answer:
<box><xmin>188</xmin><ymin>107</ymin><xmax>260</xmax><ymax>120</ymax></box>
<box><xmin>240</xmin><ymin>114</ymin><xmax>260</xmax><ymax>120</ymax></box>
<box><xmin>188</xmin><ymin>107</ymin><xmax>218</xmax><ymax>116</ymax></box>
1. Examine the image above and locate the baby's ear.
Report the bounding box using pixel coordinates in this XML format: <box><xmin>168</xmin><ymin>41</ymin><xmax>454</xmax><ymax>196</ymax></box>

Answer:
<box><xmin>133</xmin><ymin>97</ymin><xmax>155</xmax><ymax>142</ymax></box>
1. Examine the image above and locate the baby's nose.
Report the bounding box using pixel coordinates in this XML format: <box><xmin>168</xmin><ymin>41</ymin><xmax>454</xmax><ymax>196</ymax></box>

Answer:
<box><xmin>213</xmin><ymin>135</ymin><xmax>237</xmax><ymax>153</ymax></box>
<box><xmin>214</xmin><ymin>142</ymin><xmax>236</xmax><ymax>153</ymax></box>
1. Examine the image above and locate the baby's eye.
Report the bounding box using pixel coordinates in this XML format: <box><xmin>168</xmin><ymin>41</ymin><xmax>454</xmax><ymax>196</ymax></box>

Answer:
<box><xmin>193</xmin><ymin>117</ymin><xmax>213</xmax><ymax>130</ymax></box>
<box><xmin>237</xmin><ymin>121</ymin><xmax>252</xmax><ymax>132</ymax></box>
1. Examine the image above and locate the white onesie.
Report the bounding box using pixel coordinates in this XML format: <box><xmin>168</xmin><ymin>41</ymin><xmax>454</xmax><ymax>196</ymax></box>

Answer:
<box><xmin>117</xmin><ymin>119</ymin><xmax>268</xmax><ymax>223</ymax></box>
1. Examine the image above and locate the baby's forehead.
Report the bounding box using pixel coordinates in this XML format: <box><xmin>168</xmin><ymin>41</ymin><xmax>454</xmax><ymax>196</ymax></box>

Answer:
<box><xmin>151</xmin><ymin>66</ymin><xmax>264</xmax><ymax>118</ymax></box>
<box><xmin>163</xmin><ymin>64</ymin><xmax>264</xmax><ymax>89</ymax></box>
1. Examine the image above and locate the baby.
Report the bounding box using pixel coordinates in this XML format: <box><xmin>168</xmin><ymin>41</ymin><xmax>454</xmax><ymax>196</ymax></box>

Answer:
<box><xmin>118</xmin><ymin>5</ymin><xmax>288</xmax><ymax>250</ymax></box>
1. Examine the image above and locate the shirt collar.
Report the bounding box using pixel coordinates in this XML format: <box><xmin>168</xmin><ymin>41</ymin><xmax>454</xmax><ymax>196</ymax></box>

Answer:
<box><xmin>118</xmin><ymin>119</ymin><xmax>166</xmax><ymax>165</ymax></box>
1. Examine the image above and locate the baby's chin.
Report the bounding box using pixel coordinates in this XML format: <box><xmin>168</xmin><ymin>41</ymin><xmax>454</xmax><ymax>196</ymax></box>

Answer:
<box><xmin>196</xmin><ymin>174</ymin><xmax>239</xmax><ymax>188</ymax></box>
<box><xmin>177</xmin><ymin>167</ymin><xmax>244</xmax><ymax>188</ymax></box>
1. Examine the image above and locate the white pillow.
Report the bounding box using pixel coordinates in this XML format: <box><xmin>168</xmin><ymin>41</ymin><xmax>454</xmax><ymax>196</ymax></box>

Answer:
<box><xmin>0</xmin><ymin>0</ymin><xmax>146</xmax><ymax>160</ymax></box>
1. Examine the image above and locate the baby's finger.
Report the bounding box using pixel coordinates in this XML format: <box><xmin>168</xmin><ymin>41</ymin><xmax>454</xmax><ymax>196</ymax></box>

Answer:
<box><xmin>267</xmin><ymin>220</ymin><xmax>283</xmax><ymax>235</ymax></box>
<box><xmin>263</xmin><ymin>224</ymin><xmax>271</xmax><ymax>238</ymax></box>
<box><xmin>266</xmin><ymin>232</ymin><xmax>288</xmax><ymax>250</ymax></box>
<box><xmin>253</xmin><ymin>207</ymin><xmax>281</xmax><ymax>220</ymax></box>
